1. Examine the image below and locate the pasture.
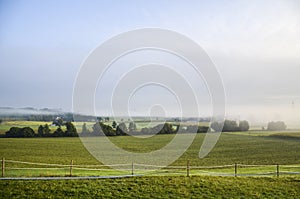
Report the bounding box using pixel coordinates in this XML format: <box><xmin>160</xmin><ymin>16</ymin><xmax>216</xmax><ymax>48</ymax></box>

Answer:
<box><xmin>0</xmin><ymin>126</ymin><xmax>299</xmax><ymax>198</ymax></box>
<box><xmin>0</xmin><ymin>132</ymin><xmax>299</xmax><ymax>176</ymax></box>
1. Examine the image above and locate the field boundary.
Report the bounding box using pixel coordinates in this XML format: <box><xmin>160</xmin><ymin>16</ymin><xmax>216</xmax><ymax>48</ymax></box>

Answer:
<box><xmin>1</xmin><ymin>159</ymin><xmax>300</xmax><ymax>178</ymax></box>
<box><xmin>0</xmin><ymin>174</ymin><xmax>143</xmax><ymax>180</ymax></box>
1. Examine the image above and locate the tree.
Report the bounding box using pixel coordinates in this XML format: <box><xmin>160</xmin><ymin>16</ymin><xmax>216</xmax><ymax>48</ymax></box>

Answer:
<box><xmin>0</xmin><ymin>119</ymin><xmax>2</xmax><ymax>124</ymax></box>
<box><xmin>267</xmin><ymin>121</ymin><xmax>287</xmax><ymax>131</ymax></box>
<box><xmin>53</xmin><ymin>127</ymin><xmax>64</xmax><ymax>137</ymax></box>
<box><xmin>44</xmin><ymin>124</ymin><xmax>51</xmax><ymax>135</ymax></box>
<box><xmin>140</xmin><ymin>127</ymin><xmax>150</xmax><ymax>134</ymax></box>
<box><xmin>154</xmin><ymin>123</ymin><xmax>174</xmax><ymax>134</ymax></box>
<box><xmin>197</xmin><ymin>126</ymin><xmax>210</xmax><ymax>133</ymax></box>
<box><xmin>97</xmin><ymin>117</ymin><xmax>103</xmax><ymax>122</ymax></box>
<box><xmin>223</xmin><ymin>120</ymin><xmax>238</xmax><ymax>132</ymax></box>
<box><xmin>38</xmin><ymin>125</ymin><xmax>44</xmax><ymax>137</ymax></box>
<box><xmin>92</xmin><ymin>122</ymin><xmax>116</xmax><ymax>136</ymax></box>
<box><xmin>5</xmin><ymin>127</ymin><xmax>35</xmax><ymax>138</ymax></box>
<box><xmin>210</xmin><ymin>121</ymin><xmax>223</xmax><ymax>132</ymax></box>
<box><xmin>239</xmin><ymin>120</ymin><xmax>250</xmax><ymax>131</ymax></box>
<box><xmin>211</xmin><ymin>120</ymin><xmax>240</xmax><ymax>132</ymax></box>
<box><xmin>112</xmin><ymin>121</ymin><xmax>117</xmax><ymax>129</ymax></box>
<box><xmin>65</xmin><ymin>122</ymin><xmax>78</xmax><ymax>137</ymax></box>
<box><xmin>128</xmin><ymin>121</ymin><xmax>137</xmax><ymax>132</ymax></box>
<box><xmin>101</xmin><ymin>122</ymin><xmax>115</xmax><ymax>136</ymax></box>
<box><xmin>92</xmin><ymin>122</ymin><xmax>103</xmax><ymax>136</ymax></box>
<box><xmin>38</xmin><ymin>124</ymin><xmax>51</xmax><ymax>137</ymax></box>
<box><xmin>21</xmin><ymin>127</ymin><xmax>35</xmax><ymax>137</ymax></box>
<box><xmin>81</xmin><ymin>123</ymin><xmax>89</xmax><ymax>135</ymax></box>
<box><xmin>116</xmin><ymin>122</ymin><xmax>127</xmax><ymax>135</ymax></box>
<box><xmin>5</xmin><ymin>127</ymin><xmax>22</xmax><ymax>137</ymax></box>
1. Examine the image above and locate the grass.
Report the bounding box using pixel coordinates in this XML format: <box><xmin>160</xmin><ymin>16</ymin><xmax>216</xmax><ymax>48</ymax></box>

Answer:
<box><xmin>0</xmin><ymin>131</ymin><xmax>299</xmax><ymax>177</ymax></box>
<box><xmin>0</xmin><ymin>176</ymin><xmax>299</xmax><ymax>198</ymax></box>
<box><xmin>1</xmin><ymin>133</ymin><xmax>300</xmax><ymax>166</ymax></box>
<box><xmin>0</xmin><ymin>128</ymin><xmax>299</xmax><ymax>197</ymax></box>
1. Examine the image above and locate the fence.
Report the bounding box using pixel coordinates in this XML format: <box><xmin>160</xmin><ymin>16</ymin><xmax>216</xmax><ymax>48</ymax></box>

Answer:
<box><xmin>1</xmin><ymin>158</ymin><xmax>300</xmax><ymax>178</ymax></box>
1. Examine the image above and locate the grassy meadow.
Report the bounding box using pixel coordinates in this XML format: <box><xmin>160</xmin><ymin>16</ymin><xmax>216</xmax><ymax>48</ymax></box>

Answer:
<box><xmin>0</xmin><ymin>131</ymin><xmax>299</xmax><ymax>176</ymax></box>
<box><xmin>1</xmin><ymin>176</ymin><xmax>299</xmax><ymax>198</ymax></box>
<box><xmin>0</xmin><ymin>121</ymin><xmax>299</xmax><ymax>198</ymax></box>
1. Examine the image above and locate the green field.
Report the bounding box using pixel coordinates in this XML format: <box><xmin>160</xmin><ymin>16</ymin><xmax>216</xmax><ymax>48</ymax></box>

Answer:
<box><xmin>1</xmin><ymin>176</ymin><xmax>299</xmax><ymax>198</ymax></box>
<box><xmin>0</xmin><ymin>129</ymin><xmax>299</xmax><ymax>198</ymax></box>
<box><xmin>0</xmin><ymin>132</ymin><xmax>299</xmax><ymax>175</ymax></box>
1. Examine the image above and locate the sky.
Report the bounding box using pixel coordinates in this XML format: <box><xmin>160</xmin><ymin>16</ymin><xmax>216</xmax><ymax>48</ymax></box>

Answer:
<box><xmin>0</xmin><ymin>0</ymin><xmax>300</xmax><ymax>126</ymax></box>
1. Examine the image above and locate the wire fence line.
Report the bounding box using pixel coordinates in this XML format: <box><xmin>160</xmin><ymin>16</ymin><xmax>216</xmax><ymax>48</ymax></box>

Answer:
<box><xmin>1</xmin><ymin>158</ymin><xmax>300</xmax><ymax>179</ymax></box>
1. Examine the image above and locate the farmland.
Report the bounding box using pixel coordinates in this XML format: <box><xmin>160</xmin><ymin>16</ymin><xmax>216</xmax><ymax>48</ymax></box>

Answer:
<box><xmin>0</xmin><ymin>123</ymin><xmax>300</xmax><ymax>198</ymax></box>
<box><xmin>0</xmin><ymin>132</ymin><xmax>299</xmax><ymax>173</ymax></box>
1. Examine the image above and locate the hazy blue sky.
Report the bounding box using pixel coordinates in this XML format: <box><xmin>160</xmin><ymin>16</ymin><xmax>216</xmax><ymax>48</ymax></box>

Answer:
<box><xmin>0</xmin><ymin>0</ymin><xmax>299</xmax><ymax>125</ymax></box>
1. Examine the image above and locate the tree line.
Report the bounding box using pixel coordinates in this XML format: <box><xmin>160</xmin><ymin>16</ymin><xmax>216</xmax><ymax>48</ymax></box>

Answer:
<box><xmin>5</xmin><ymin>122</ymin><xmax>78</xmax><ymax>138</ymax></box>
<box><xmin>210</xmin><ymin>120</ymin><xmax>250</xmax><ymax>132</ymax></box>
<box><xmin>3</xmin><ymin>119</ymin><xmax>288</xmax><ymax>138</ymax></box>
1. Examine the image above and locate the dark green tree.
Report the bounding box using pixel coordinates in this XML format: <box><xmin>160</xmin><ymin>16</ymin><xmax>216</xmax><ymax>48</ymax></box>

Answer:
<box><xmin>81</xmin><ymin>123</ymin><xmax>89</xmax><ymax>135</ymax></box>
<box><xmin>210</xmin><ymin>121</ymin><xmax>223</xmax><ymax>132</ymax></box>
<box><xmin>5</xmin><ymin>127</ymin><xmax>35</xmax><ymax>138</ymax></box>
<box><xmin>44</xmin><ymin>124</ymin><xmax>51</xmax><ymax>135</ymax></box>
<box><xmin>116</xmin><ymin>122</ymin><xmax>127</xmax><ymax>135</ymax></box>
<box><xmin>38</xmin><ymin>125</ymin><xmax>44</xmax><ymax>137</ymax></box>
<box><xmin>197</xmin><ymin>126</ymin><xmax>210</xmax><ymax>133</ymax></box>
<box><xmin>97</xmin><ymin>117</ymin><xmax>103</xmax><ymax>122</ymax></box>
<box><xmin>5</xmin><ymin>127</ymin><xmax>22</xmax><ymax>137</ymax></box>
<box><xmin>112</xmin><ymin>121</ymin><xmax>117</xmax><ymax>128</ymax></box>
<box><xmin>223</xmin><ymin>120</ymin><xmax>238</xmax><ymax>132</ymax></box>
<box><xmin>153</xmin><ymin>123</ymin><xmax>174</xmax><ymax>134</ymax></box>
<box><xmin>239</xmin><ymin>120</ymin><xmax>250</xmax><ymax>131</ymax></box>
<box><xmin>65</xmin><ymin>122</ymin><xmax>78</xmax><ymax>137</ymax></box>
<box><xmin>92</xmin><ymin>122</ymin><xmax>115</xmax><ymax>136</ymax></box>
<box><xmin>128</xmin><ymin>121</ymin><xmax>137</xmax><ymax>132</ymax></box>
<box><xmin>211</xmin><ymin>120</ymin><xmax>239</xmax><ymax>132</ymax></box>
<box><xmin>267</xmin><ymin>121</ymin><xmax>287</xmax><ymax>131</ymax></box>
<box><xmin>53</xmin><ymin>127</ymin><xmax>64</xmax><ymax>137</ymax></box>
<box><xmin>92</xmin><ymin>122</ymin><xmax>103</xmax><ymax>136</ymax></box>
<box><xmin>21</xmin><ymin>127</ymin><xmax>35</xmax><ymax>137</ymax></box>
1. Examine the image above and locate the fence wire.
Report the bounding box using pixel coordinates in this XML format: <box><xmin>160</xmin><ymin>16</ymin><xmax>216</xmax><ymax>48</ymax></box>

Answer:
<box><xmin>1</xmin><ymin>159</ymin><xmax>300</xmax><ymax>178</ymax></box>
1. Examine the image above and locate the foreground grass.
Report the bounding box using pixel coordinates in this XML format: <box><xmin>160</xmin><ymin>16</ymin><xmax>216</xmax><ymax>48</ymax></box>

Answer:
<box><xmin>1</xmin><ymin>176</ymin><xmax>299</xmax><ymax>198</ymax></box>
<box><xmin>0</xmin><ymin>132</ymin><xmax>300</xmax><ymax>166</ymax></box>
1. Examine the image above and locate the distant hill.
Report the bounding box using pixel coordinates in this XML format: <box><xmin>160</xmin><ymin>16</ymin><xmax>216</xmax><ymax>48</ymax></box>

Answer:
<box><xmin>0</xmin><ymin>107</ymin><xmax>64</xmax><ymax>116</ymax></box>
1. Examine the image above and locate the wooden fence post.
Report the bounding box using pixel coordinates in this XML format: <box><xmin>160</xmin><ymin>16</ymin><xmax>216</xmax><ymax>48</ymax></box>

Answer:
<box><xmin>187</xmin><ymin>160</ymin><xmax>190</xmax><ymax>177</ymax></box>
<box><xmin>276</xmin><ymin>164</ymin><xmax>279</xmax><ymax>177</ymax></box>
<box><xmin>2</xmin><ymin>158</ymin><xmax>4</xmax><ymax>177</ymax></box>
<box><xmin>131</xmin><ymin>162</ymin><xmax>134</xmax><ymax>176</ymax></box>
<box><xmin>69</xmin><ymin>160</ymin><xmax>73</xmax><ymax>177</ymax></box>
<box><xmin>234</xmin><ymin>163</ymin><xmax>237</xmax><ymax>177</ymax></box>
